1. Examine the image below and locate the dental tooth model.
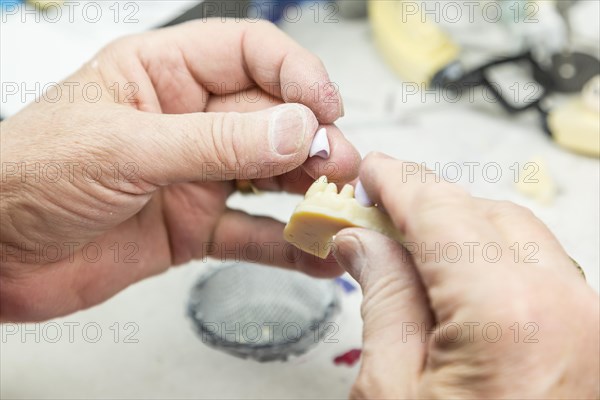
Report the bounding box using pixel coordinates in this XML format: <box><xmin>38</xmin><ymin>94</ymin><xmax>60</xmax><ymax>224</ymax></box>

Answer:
<box><xmin>284</xmin><ymin>176</ymin><xmax>403</xmax><ymax>259</ymax></box>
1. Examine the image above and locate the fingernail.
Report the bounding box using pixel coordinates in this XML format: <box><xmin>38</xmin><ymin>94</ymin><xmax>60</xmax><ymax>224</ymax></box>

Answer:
<box><xmin>333</xmin><ymin>234</ymin><xmax>364</xmax><ymax>279</ymax></box>
<box><xmin>270</xmin><ymin>105</ymin><xmax>308</xmax><ymax>156</ymax></box>
<box><xmin>309</xmin><ymin>128</ymin><xmax>330</xmax><ymax>159</ymax></box>
<box><xmin>355</xmin><ymin>180</ymin><xmax>373</xmax><ymax>207</ymax></box>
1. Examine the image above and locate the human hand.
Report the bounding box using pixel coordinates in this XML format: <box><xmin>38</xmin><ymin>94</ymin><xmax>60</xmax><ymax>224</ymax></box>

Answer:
<box><xmin>334</xmin><ymin>153</ymin><xmax>599</xmax><ymax>399</ymax></box>
<box><xmin>0</xmin><ymin>19</ymin><xmax>360</xmax><ymax>321</ymax></box>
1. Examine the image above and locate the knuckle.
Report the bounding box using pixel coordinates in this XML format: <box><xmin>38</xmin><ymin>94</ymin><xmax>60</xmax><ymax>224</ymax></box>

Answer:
<box><xmin>349</xmin><ymin>382</ymin><xmax>369</xmax><ymax>400</ymax></box>
<box><xmin>101</xmin><ymin>33</ymin><xmax>140</xmax><ymax>56</ymax></box>
<box><xmin>253</xmin><ymin>18</ymin><xmax>276</xmax><ymax>31</ymax></box>
<box><xmin>351</xmin><ymin>374</ymin><xmax>376</xmax><ymax>400</ymax></box>
<box><xmin>363</xmin><ymin>151</ymin><xmax>388</xmax><ymax>165</ymax></box>
<box><xmin>350</xmin><ymin>364</ymin><xmax>398</xmax><ymax>400</ymax></box>
<box><xmin>239</xmin><ymin>19</ymin><xmax>278</xmax><ymax>37</ymax></box>
<box><xmin>209</xmin><ymin>112</ymin><xmax>244</xmax><ymax>169</ymax></box>
<box><xmin>415</xmin><ymin>181</ymin><xmax>470</xmax><ymax>213</ymax></box>
<box><xmin>360</xmin><ymin>153</ymin><xmax>393</xmax><ymax>184</ymax></box>
<box><xmin>490</xmin><ymin>200</ymin><xmax>534</xmax><ymax>220</ymax></box>
<box><xmin>304</xmin><ymin>52</ymin><xmax>325</xmax><ymax>71</ymax></box>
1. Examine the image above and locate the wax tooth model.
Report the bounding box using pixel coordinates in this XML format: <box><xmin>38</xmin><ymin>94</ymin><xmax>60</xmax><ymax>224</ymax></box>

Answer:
<box><xmin>284</xmin><ymin>176</ymin><xmax>403</xmax><ymax>259</ymax></box>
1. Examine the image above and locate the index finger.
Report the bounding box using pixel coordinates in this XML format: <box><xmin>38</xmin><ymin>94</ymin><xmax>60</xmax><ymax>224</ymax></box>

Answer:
<box><xmin>358</xmin><ymin>153</ymin><xmax>507</xmax><ymax>301</ymax></box>
<box><xmin>138</xmin><ymin>19</ymin><xmax>343</xmax><ymax>123</ymax></box>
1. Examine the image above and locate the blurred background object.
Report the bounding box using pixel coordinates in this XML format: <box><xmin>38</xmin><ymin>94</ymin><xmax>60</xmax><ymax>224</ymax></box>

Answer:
<box><xmin>335</xmin><ymin>0</ymin><xmax>366</xmax><ymax>19</ymax></box>
<box><xmin>548</xmin><ymin>74</ymin><xmax>600</xmax><ymax>156</ymax></box>
<box><xmin>369</xmin><ymin>0</ymin><xmax>460</xmax><ymax>86</ymax></box>
<box><xmin>363</xmin><ymin>0</ymin><xmax>599</xmax><ymax>156</ymax></box>
<box><xmin>187</xmin><ymin>262</ymin><xmax>340</xmax><ymax>362</ymax></box>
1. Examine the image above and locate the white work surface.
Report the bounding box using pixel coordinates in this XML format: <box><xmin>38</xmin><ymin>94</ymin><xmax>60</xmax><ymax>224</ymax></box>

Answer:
<box><xmin>1</xmin><ymin>2</ymin><xmax>599</xmax><ymax>399</ymax></box>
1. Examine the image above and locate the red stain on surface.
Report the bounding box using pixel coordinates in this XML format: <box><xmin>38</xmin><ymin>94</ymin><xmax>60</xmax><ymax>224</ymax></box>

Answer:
<box><xmin>333</xmin><ymin>349</ymin><xmax>362</xmax><ymax>366</ymax></box>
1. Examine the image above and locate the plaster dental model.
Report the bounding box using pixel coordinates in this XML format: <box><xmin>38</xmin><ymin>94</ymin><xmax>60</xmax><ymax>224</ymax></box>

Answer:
<box><xmin>284</xmin><ymin>176</ymin><xmax>403</xmax><ymax>259</ymax></box>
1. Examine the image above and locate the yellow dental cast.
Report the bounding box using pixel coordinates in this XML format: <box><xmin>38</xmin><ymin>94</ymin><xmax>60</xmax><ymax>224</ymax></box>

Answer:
<box><xmin>284</xmin><ymin>176</ymin><xmax>402</xmax><ymax>259</ymax></box>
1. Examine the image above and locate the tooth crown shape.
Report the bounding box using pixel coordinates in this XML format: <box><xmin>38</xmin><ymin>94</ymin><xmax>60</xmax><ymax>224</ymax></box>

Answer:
<box><xmin>284</xmin><ymin>176</ymin><xmax>403</xmax><ymax>259</ymax></box>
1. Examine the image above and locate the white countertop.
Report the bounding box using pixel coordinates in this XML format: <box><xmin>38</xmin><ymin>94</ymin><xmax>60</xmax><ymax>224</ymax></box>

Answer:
<box><xmin>1</xmin><ymin>2</ymin><xmax>598</xmax><ymax>399</ymax></box>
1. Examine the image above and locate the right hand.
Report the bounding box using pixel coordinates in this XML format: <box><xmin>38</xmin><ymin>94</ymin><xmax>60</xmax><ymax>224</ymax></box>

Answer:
<box><xmin>0</xmin><ymin>19</ymin><xmax>359</xmax><ymax>322</ymax></box>
<box><xmin>334</xmin><ymin>152</ymin><xmax>599</xmax><ymax>399</ymax></box>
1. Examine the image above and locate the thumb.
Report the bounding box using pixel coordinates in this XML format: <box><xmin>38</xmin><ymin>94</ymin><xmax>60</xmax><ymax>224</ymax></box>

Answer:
<box><xmin>333</xmin><ymin>228</ymin><xmax>432</xmax><ymax>399</ymax></box>
<box><xmin>130</xmin><ymin>103</ymin><xmax>319</xmax><ymax>185</ymax></box>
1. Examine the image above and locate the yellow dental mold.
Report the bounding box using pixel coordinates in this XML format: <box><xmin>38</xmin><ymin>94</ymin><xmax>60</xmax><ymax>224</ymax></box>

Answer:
<box><xmin>284</xmin><ymin>176</ymin><xmax>402</xmax><ymax>259</ymax></box>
